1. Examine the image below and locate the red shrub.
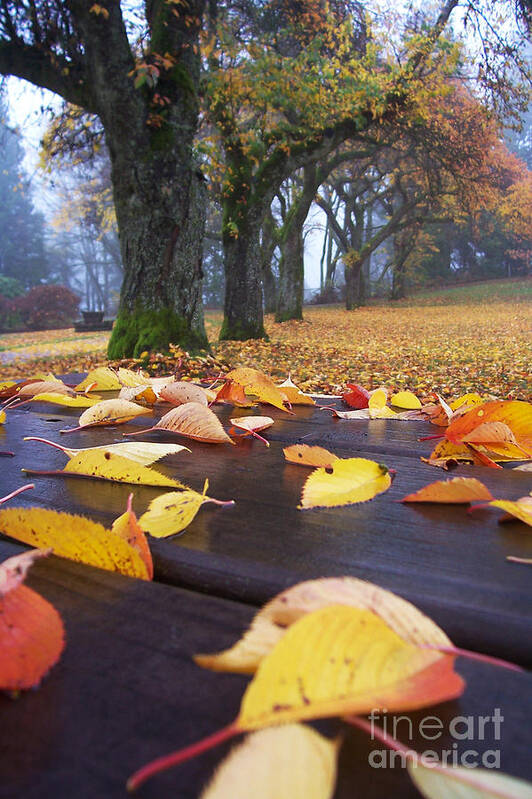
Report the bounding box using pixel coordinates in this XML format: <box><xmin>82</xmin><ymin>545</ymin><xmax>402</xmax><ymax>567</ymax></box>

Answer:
<box><xmin>17</xmin><ymin>285</ymin><xmax>80</xmax><ymax>330</ymax></box>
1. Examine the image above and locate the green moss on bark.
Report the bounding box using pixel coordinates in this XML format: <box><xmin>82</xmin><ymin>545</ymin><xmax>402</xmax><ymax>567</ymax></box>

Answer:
<box><xmin>219</xmin><ymin>318</ymin><xmax>268</xmax><ymax>341</ymax></box>
<box><xmin>108</xmin><ymin>307</ymin><xmax>208</xmax><ymax>358</ymax></box>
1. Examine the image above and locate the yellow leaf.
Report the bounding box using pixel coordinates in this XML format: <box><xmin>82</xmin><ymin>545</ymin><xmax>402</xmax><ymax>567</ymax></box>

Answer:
<box><xmin>226</xmin><ymin>367</ymin><xmax>290</xmax><ymax>412</ymax></box>
<box><xmin>277</xmin><ymin>377</ymin><xmax>316</xmax><ymax>406</ymax></box>
<box><xmin>369</xmin><ymin>405</ymin><xmax>398</xmax><ymax>419</ymax></box>
<box><xmin>116</xmin><ymin>368</ymin><xmax>151</xmax><ymax>387</ymax></box>
<box><xmin>450</xmin><ymin>393</ymin><xmax>484</xmax><ymax>411</ymax></box>
<box><xmin>368</xmin><ymin>388</ymin><xmax>387</xmax><ymax>409</ymax></box>
<box><xmin>139</xmin><ymin>480</ymin><xmax>234</xmax><ymax>537</ymax></box>
<box><xmin>391</xmin><ymin>391</ymin><xmax>422</xmax><ymax>410</ymax></box>
<box><xmin>0</xmin><ymin>410</ymin><xmax>5</xmax><ymax>424</ymax></box>
<box><xmin>68</xmin><ymin>398</ymin><xmax>152</xmax><ymax>430</ymax></box>
<box><xmin>0</xmin><ymin>508</ymin><xmax>150</xmax><ymax>579</ymax></box>
<box><xmin>74</xmin><ymin>367</ymin><xmax>121</xmax><ymax>392</ymax></box>
<box><xmin>299</xmin><ymin>458</ymin><xmax>392</xmax><ymax>509</ymax></box>
<box><xmin>60</xmin><ymin>450</ymin><xmax>186</xmax><ymax>487</ymax></box>
<box><xmin>24</xmin><ymin>437</ymin><xmax>190</xmax><ymax>466</ymax></box>
<box><xmin>200</xmin><ymin>725</ymin><xmax>338</xmax><ymax>799</ymax></box>
<box><xmin>402</xmin><ymin>477</ymin><xmax>493</xmax><ymax>504</ymax></box>
<box><xmin>195</xmin><ymin>576</ymin><xmax>451</xmax><ymax>675</ymax></box>
<box><xmin>484</xmin><ymin>497</ymin><xmax>532</xmax><ymax>527</ymax></box>
<box><xmin>408</xmin><ymin>760</ymin><xmax>532</xmax><ymax>799</ymax></box>
<box><xmin>283</xmin><ymin>445</ymin><xmax>338</xmax><ymax>468</ymax></box>
<box><xmin>237</xmin><ymin>606</ymin><xmax>464</xmax><ymax>730</ymax></box>
<box><xmin>29</xmin><ymin>393</ymin><xmax>101</xmax><ymax>408</ymax></box>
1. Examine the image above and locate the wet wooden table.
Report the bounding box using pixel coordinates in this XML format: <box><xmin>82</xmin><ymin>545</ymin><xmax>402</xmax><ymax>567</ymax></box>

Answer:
<box><xmin>0</xmin><ymin>384</ymin><xmax>531</xmax><ymax>797</ymax></box>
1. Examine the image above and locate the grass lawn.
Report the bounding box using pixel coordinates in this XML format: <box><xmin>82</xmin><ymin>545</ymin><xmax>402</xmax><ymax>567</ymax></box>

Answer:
<box><xmin>1</xmin><ymin>277</ymin><xmax>530</xmax><ymax>400</ymax></box>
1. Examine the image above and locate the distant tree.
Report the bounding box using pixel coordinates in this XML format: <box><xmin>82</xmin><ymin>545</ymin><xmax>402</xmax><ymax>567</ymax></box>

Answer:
<box><xmin>0</xmin><ymin>90</ymin><xmax>50</xmax><ymax>288</ymax></box>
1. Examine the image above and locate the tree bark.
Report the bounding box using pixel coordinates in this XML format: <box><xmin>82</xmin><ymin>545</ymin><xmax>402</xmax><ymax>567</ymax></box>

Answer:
<box><xmin>345</xmin><ymin>257</ymin><xmax>363</xmax><ymax>310</ymax></box>
<box><xmin>276</xmin><ymin>223</ymin><xmax>304</xmax><ymax>321</ymax></box>
<box><xmin>107</xmin><ymin>145</ymin><xmax>207</xmax><ymax>357</ymax></box>
<box><xmin>220</xmin><ymin>208</ymin><xmax>266</xmax><ymax>340</ymax></box>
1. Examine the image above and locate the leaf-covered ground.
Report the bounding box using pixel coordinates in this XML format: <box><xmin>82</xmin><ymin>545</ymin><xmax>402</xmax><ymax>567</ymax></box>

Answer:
<box><xmin>1</xmin><ymin>279</ymin><xmax>530</xmax><ymax>401</ymax></box>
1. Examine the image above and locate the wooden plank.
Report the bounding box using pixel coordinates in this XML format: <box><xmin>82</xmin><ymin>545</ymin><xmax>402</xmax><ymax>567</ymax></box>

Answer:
<box><xmin>0</xmin><ymin>541</ymin><xmax>531</xmax><ymax>798</ymax></box>
<box><xmin>1</xmin><ymin>401</ymin><xmax>531</xmax><ymax>665</ymax></box>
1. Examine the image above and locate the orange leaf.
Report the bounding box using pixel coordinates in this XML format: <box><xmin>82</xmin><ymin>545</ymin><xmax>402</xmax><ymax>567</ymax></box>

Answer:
<box><xmin>446</xmin><ymin>400</ymin><xmax>532</xmax><ymax>453</ymax></box>
<box><xmin>226</xmin><ymin>367</ymin><xmax>290</xmax><ymax>412</ymax></box>
<box><xmin>214</xmin><ymin>380</ymin><xmax>256</xmax><ymax>407</ymax></box>
<box><xmin>111</xmin><ymin>494</ymin><xmax>154</xmax><ymax>579</ymax></box>
<box><xmin>402</xmin><ymin>477</ymin><xmax>493</xmax><ymax>504</ymax></box>
<box><xmin>0</xmin><ymin>549</ymin><xmax>65</xmax><ymax>690</ymax></box>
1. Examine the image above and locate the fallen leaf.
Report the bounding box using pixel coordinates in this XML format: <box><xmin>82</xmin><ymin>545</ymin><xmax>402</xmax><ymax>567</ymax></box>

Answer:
<box><xmin>402</xmin><ymin>477</ymin><xmax>493</xmax><ymax>504</ymax></box>
<box><xmin>342</xmin><ymin>382</ymin><xmax>370</xmax><ymax>409</ymax></box>
<box><xmin>283</xmin><ymin>445</ymin><xmax>339</xmax><ymax>468</ymax></box>
<box><xmin>226</xmin><ymin>367</ymin><xmax>290</xmax><ymax>412</ymax></box>
<box><xmin>0</xmin><ymin>548</ymin><xmax>65</xmax><ymax>690</ymax></box>
<box><xmin>476</xmin><ymin>497</ymin><xmax>532</xmax><ymax>527</ymax></box>
<box><xmin>299</xmin><ymin>458</ymin><xmax>392</xmax><ymax>509</ymax></box>
<box><xmin>0</xmin><ymin>507</ymin><xmax>151</xmax><ymax>579</ymax></box>
<box><xmin>195</xmin><ymin>576</ymin><xmax>451</xmax><ymax>674</ymax></box>
<box><xmin>446</xmin><ymin>400</ymin><xmax>532</xmax><ymax>453</ymax></box>
<box><xmin>23</xmin><ymin>449</ymin><xmax>186</xmax><ymax>488</ymax></box>
<box><xmin>116</xmin><ymin>368</ymin><xmax>151</xmax><ymax>387</ymax></box>
<box><xmin>0</xmin><ymin>410</ymin><xmax>5</xmax><ymax>424</ymax></box>
<box><xmin>111</xmin><ymin>494</ymin><xmax>153</xmax><ymax>579</ymax></box>
<box><xmin>369</xmin><ymin>405</ymin><xmax>398</xmax><ymax>419</ymax></box>
<box><xmin>0</xmin><ymin>547</ymin><xmax>51</xmax><ymax>596</ymax></box>
<box><xmin>139</xmin><ymin>479</ymin><xmax>234</xmax><ymax>538</ymax></box>
<box><xmin>118</xmin><ymin>385</ymin><xmax>157</xmax><ymax>405</ymax></box>
<box><xmin>237</xmin><ymin>605</ymin><xmax>464</xmax><ymax>729</ymax></box>
<box><xmin>213</xmin><ymin>379</ymin><xmax>256</xmax><ymax>407</ymax></box>
<box><xmin>277</xmin><ymin>377</ymin><xmax>316</xmax><ymax>406</ymax></box>
<box><xmin>200</xmin><ymin>724</ymin><xmax>339</xmax><ymax>799</ymax></box>
<box><xmin>127</xmin><ymin>605</ymin><xmax>463</xmax><ymax>791</ymax></box>
<box><xmin>229</xmin><ymin>416</ymin><xmax>274</xmax><ymax>446</ymax></box>
<box><xmin>74</xmin><ymin>367</ymin><xmax>122</xmax><ymax>392</ymax></box>
<box><xmin>159</xmin><ymin>381</ymin><xmax>210</xmax><ymax>406</ymax></box>
<box><xmin>29</xmin><ymin>392</ymin><xmax>101</xmax><ymax>408</ymax></box>
<box><xmin>129</xmin><ymin>403</ymin><xmax>234</xmax><ymax>445</ymax></box>
<box><xmin>24</xmin><ymin>436</ymin><xmax>190</xmax><ymax>466</ymax></box>
<box><xmin>61</xmin><ymin>398</ymin><xmax>152</xmax><ymax>432</ymax></box>
<box><xmin>391</xmin><ymin>391</ymin><xmax>422</xmax><ymax>409</ymax></box>
<box><xmin>368</xmin><ymin>388</ymin><xmax>387</xmax><ymax>409</ymax></box>
<box><xmin>408</xmin><ymin>759</ymin><xmax>532</xmax><ymax>799</ymax></box>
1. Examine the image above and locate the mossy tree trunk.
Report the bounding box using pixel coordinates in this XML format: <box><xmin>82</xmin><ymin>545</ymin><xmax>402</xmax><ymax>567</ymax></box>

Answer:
<box><xmin>106</xmin><ymin>0</ymin><xmax>208</xmax><ymax>357</ymax></box>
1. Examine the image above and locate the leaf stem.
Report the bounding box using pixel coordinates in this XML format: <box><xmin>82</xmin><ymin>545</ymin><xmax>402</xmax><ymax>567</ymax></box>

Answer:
<box><xmin>126</xmin><ymin>722</ymin><xmax>239</xmax><ymax>792</ymax></box>
<box><xmin>23</xmin><ymin>436</ymin><xmax>72</xmax><ymax>454</ymax></box>
<box><xmin>419</xmin><ymin>644</ymin><xmax>523</xmax><ymax>672</ymax></box>
<box><xmin>0</xmin><ymin>483</ymin><xmax>35</xmax><ymax>504</ymax></box>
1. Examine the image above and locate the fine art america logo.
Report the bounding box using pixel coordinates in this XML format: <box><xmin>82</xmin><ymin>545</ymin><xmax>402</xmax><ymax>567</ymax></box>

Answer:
<box><xmin>368</xmin><ymin>709</ymin><xmax>504</xmax><ymax>769</ymax></box>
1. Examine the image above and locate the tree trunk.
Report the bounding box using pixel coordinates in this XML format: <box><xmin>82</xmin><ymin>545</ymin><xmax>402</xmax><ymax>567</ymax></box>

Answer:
<box><xmin>262</xmin><ymin>262</ymin><xmax>278</xmax><ymax>314</ymax></box>
<box><xmin>345</xmin><ymin>258</ymin><xmax>363</xmax><ymax>310</ymax></box>
<box><xmin>276</xmin><ymin>224</ymin><xmax>304</xmax><ymax>321</ymax></box>
<box><xmin>107</xmin><ymin>146</ymin><xmax>207</xmax><ymax>358</ymax></box>
<box><xmin>220</xmin><ymin>208</ymin><xmax>266</xmax><ymax>340</ymax></box>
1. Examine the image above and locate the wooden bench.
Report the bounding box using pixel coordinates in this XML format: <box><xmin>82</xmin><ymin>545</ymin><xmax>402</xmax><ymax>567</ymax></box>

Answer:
<box><xmin>1</xmin><ymin>388</ymin><xmax>531</xmax><ymax>797</ymax></box>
